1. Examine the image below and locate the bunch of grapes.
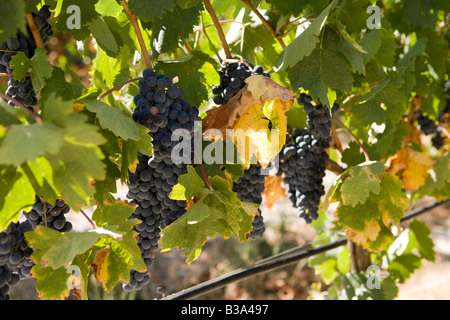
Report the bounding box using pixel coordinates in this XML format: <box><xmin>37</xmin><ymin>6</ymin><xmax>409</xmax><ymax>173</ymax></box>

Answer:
<box><xmin>124</xmin><ymin>68</ymin><xmax>198</xmax><ymax>291</ymax></box>
<box><xmin>416</xmin><ymin>111</ymin><xmax>445</xmax><ymax>149</ymax></box>
<box><xmin>23</xmin><ymin>196</ymin><xmax>73</xmax><ymax>232</ymax></box>
<box><xmin>277</xmin><ymin>94</ymin><xmax>337</xmax><ymax>223</ymax></box>
<box><xmin>232</xmin><ymin>164</ymin><xmax>266</xmax><ymax>239</ymax></box>
<box><xmin>211</xmin><ymin>61</ymin><xmax>270</xmax><ymax>105</ymax></box>
<box><xmin>0</xmin><ymin>221</ymin><xmax>34</xmax><ymax>300</ymax></box>
<box><xmin>0</xmin><ymin>5</ymin><xmax>52</xmax><ymax>109</ymax></box>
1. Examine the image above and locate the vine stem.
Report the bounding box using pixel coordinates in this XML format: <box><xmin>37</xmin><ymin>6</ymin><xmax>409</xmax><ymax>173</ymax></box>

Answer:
<box><xmin>121</xmin><ymin>0</ymin><xmax>152</xmax><ymax>69</ymax></box>
<box><xmin>241</xmin><ymin>0</ymin><xmax>286</xmax><ymax>49</ymax></box>
<box><xmin>0</xmin><ymin>73</ymin><xmax>29</xmax><ymax>77</ymax></box>
<box><xmin>200</xmin><ymin>13</ymin><xmax>222</xmax><ymax>64</ymax></box>
<box><xmin>199</xmin><ymin>163</ymin><xmax>213</xmax><ymax>190</ymax></box>
<box><xmin>80</xmin><ymin>208</ymin><xmax>96</xmax><ymax>229</ymax></box>
<box><xmin>98</xmin><ymin>77</ymin><xmax>141</xmax><ymax>101</ymax></box>
<box><xmin>26</xmin><ymin>13</ymin><xmax>44</xmax><ymax>49</ymax></box>
<box><xmin>334</xmin><ymin>117</ymin><xmax>370</xmax><ymax>162</ymax></box>
<box><xmin>203</xmin><ymin>0</ymin><xmax>232</xmax><ymax>59</ymax></box>
<box><xmin>0</xmin><ymin>93</ymin><xmax>42</xmax><ymax>123</ymax></box>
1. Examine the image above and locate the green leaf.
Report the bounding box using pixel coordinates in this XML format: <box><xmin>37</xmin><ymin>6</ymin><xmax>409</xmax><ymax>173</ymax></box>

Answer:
<box><xmin>274</xmin><ymin>0</ymin><xmax>337</xmax><ymax>71</ymax></box>
<box><xmin>128</xmin><ymin>0</ymin><xmax>175</xmax><ymax>21</ymax></box>
<box><xmin>27</xmin><ymin>48</ymin><xmax>53</xmax><ymax>92</ymax></box>
<box><xmin>95</xmin><ymin>0</ymin><xmax>123</xmax><ymax>16</ymax></box>
<box><xmin>161</xmin><ymin>175</ymin><xmax>254</xmax><ymax>263</ymax></box>
<box><xmin>418</xmin><ymin>152</ymin><xmax>450</xmax><ymax>199</ymax></box>
<box><xmin>87</xmin><ymin>17</ymin><xmax>120</xmax><ymax>57</ymax></box>
<box><xmin>288</xmin><ymin>28</ymin><xmax>354</xmax><ymax>106</ymax></box>
<box><xmin>169</xmin><ymin>165</ymin><xmax>204</xmax><ymax>200</ymax></box>
<box><xmin>25</xmin><ymin>226</ymin><xmax>99</xmax><ymax>269</ymax></box>
<box><xmin>0</xmin><ymin>166</ymin><xmax>35</xmax><ymax>230</ymax></box>
<box><xmin>40</xmin><ymin>66</ymin><xmax>85</xmax><ymax>102</ymax></box>
<box><xmin>155</xmin><ymin>50</ymin><xmax>218</xmax><ymax>106</ymax></box>
<box><xmin>151</xmin><ymin>2</ymin><xmax>203</xmax><ymax>55</ymax></box>
<box><xmin>341</xmin><ymin>141</ymin><xmax>366</xmax><ymax>166</ymax></box>
<box><xmin>340</xmin><ymin>161</ymin><xmax>385</xmax><ymax>207</ymax></box>
<box><xmin>46</xmin><ymin>141</ymin><xmax>105</xmax><ymax>211</ymax></box>
<box><xmin>82</xmin><ymin>99</ymin><xmax>141</xmax><ymax>141</ymax></box>
<box><xmin>0</xmin><ymin>0</ymin><xmax>26</xmax><ymax>44</ymax></box>
<box><xmin>0</xmin><ymin>124</ymin><xmax>64</xmax><ymax>166</ymax></box>
<box><xmin>407</xmin><ymin>220</ymin><xmax>435</xmax><ymax>262</ymax></box>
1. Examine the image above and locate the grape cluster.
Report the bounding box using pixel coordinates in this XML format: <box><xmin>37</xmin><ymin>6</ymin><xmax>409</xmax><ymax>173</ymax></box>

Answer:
<box><xmin>0</xmin><ymin>6</ymin><xmax>52</xmax><ymax>109</ymax></box>
<box><xmin>23</xmin><ymin>196</ymin><xmax>73</xmax><ymax>232</ymax></box>
<box><xmin>277</xmin><ymin>94</ymin><xmax>337</xmax><ymax>223</ymax></box>
<box><xmin>416</xmin><ymin>111</ymin><xmax>445</xmax><ymax>149</ymax></box>
<box><xmin>211</xmin><ymin>61</ymin><xmax>270</xmax><ymax>105</ymax></box>
<box><xmin>124</xmin><ymin>69</ymin><xmax>198</xmax><ymax>291</ymax></box>
<box><xmin>0</xmin><ymin>221</ymin><xmax>34</xmax><ymax>300</ymax></box>
<box><xmin>232</xmin><ymin>164</ymin><xmax>266</xmax><ymax>239</ymax></box>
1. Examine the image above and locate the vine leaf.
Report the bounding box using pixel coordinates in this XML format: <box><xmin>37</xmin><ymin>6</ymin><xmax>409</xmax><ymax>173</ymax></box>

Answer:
<box><xmin>161</xmin><ymin>167</ymin><xmax>256</xmax><ymax>263</ymax></box>
<box><xmin>202</xmin><ymin>74</ymin><xmax>295</xmax><ymax>167</ymax></box>
<box><xmin>274</xmin><ymin>0</ymin><xmax>337</xmax><ymax>71</ymax></box>
<box><xmin>340</xmin><ymin>161</ymin><xmax>385</xmax><ymax>207</ymax></box>
<box><xmin>81</xmin><ymin>99</ymin><xmax>142</xmax><ymax>141</ymax></box>
<box><xmin>418</xmin><ymin>152</ymin><xmax>450</xmax><ymax>200</ymax></box>
<box><xmin>10</xmin><ymin>48</ymin><xmax>53</xmax><ymax>92</ymax></box>
<box><xmin>387</xmin><ymin>147</ymin><xmax>434</xmax><ymax>191</ymax></box>
<box><xmin>326</xmin><ymin>168</ymin><xmax>409</xmax><ymax>251</ymax></box>
<box><xmin>25</xmin><ymin>202</ymin><xmax>146</xmax><ymax>299</ymax></box>
<box><xmin>25</xmin><ymin>226</ymin><xmax>99</xmax><ymax>269</ymax></box>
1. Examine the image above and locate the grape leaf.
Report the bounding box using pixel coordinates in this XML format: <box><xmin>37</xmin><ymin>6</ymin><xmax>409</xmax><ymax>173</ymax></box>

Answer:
<box><xmin>170</xmin><ymin>165</ymin><xmax>204</xmax><ymax>200</ymax></box>
<box><xmin>87</xmin><ymin>17</ymin><xmax>120</xmax><ymax>57</ymax></box>
<box><xmin>341</xmin><ymin>141</ymin><xmax>366</xmax><ymax>167</ymax></box>
<box><xmin>417</xmin><ymin>151</ymin><xmax>450</xmax><ymax>200</ymax></box>
<box><xmin>274</xmin><ymin>0</ymin><xmax>337</xmax><ymax>71</ymax></box>
<box><xmin>0</xmin><ymin>124</ymin><xmax>64</xmax><ymax>166</ymax></box>
<box><xmin>340</xmin><ymin>161</ymin><xmax>385</xmax><ymax>207</ymax></box>
<box><xmin>0</xmin><ymin>0</ymin><xmax>26</xmax><ymax>44</ymax></box>
<box><xmin>161</xmin><ymin>172</ymin><xmax>255</xmax><ymax>263</ymax></box>
<box><xmin>40</xmin><ymin>66</ymin><xmax>85</xmax><ymax>102</ymax></box>
<box><xmin>261</xmin><ymin>175</ymin><xmax>286</xmax><ymax>209</ymax></box>
<box><xmin>155</xmin><ymin>50</ymin><xmax>218</xmax><ymax>106</ymax></box>
<box><xmin>387</xmin><ymin>147</ymin><xmax>434</xmax><ymax>191</ymax></box>
<box><xmin>329</xmin><ymin>172</ymin><xmax>408</xmax><ymax>251</ymax></box>
<box><xmin>25</xmin><ymin>226</ymin><xmax>100</xmax><ymax>269</ymax></box>
<box><xmin>82</xmin><ymin>99</ymin><xmax>142</xmax><ymax>141</ymax></box>
<box><xmin>202</xmin><ymin>75</ymin><xmax>295</xmax><ymax>167</ymax></box>
<box><xmin>0</xmin><ymin>166</ymin><xmax>35</xmax><ymax>230</ymax></box>
<box><xmin>128</xmin><ymin>0</ymin><xmax>175</xmax><ymax>22</ymax></box>
<box><xmin>288</xmin><ymin>27</ymin><xmax>354</xmax><ymax>107</ymax></box>
<box><xmin>10</xmin><ymin>48</ymin><xmax>52</xmax><ymax>92</ymax></box>
<box><xmin>150</xmin><ymin>2</ymin><xmax>203</xmax><ymax>55</ymax></box>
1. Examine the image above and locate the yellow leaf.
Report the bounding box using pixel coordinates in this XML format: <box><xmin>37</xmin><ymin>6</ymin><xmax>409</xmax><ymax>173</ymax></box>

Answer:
<box><xmin>91</xmin><ymin>247</ymin><xmax>110</xmax><ymax>290</ymax></box>
<box><xmin>202</xmin><ymin>75</ymin><xmax>296</xmax><ymax>167</ymax></box>
<box><xmin>262</xmin><ymin>175</ymin><xmax>286</xmax><ymax>208</ymax></box>
<box><xmin>347</xmin><ymin>220</ymin><xmax>380</xmax><ymax>245</ymax></box>
<box><xmin>387</xmin><ymin>148</ymin><xmax>434</xmax><ymax>190</ymax></box>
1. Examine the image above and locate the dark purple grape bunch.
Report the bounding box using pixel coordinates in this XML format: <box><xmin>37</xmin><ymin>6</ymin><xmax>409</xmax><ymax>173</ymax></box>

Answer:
<box><xmin>125</xmin><ymin>69</ymin><xmax>199</xmax><ymax>292</ymax></box>
<box><xmin>132</xmin><ymin>68</ymin><xmax>199</xmax><ymax>158</ymax></box>
<box><xmin>232</xmin><ymin>163</ymin><xmax>267</xmax><ymax>239</ymax></box>
<box><xmin>0</xmin><ymin>221</ymin><xmax>34</xmax><ymax>300</ymax></box>
<box><xmin>211</xmin><ymin>61</ymin><xmax>270</xmax><ymax>105</ymax></box>
<box><xmin>0</xmin><ymin>5</ymin><xmax>53</xmax><ymax>109</ymax></box>
<box><xmin>23</xmin><ymin>196</ymin><xmax>73</xmax><ymax>232</ymax></box>
<box><xmin>416</xmin><ymin>110</ymin><xmax>446</xmax><ymax>149</ymax></box>
<box><xmin>276</xmin><ymin>93</ymin><xmax>337</xmax><ymax>223</ymax></box>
